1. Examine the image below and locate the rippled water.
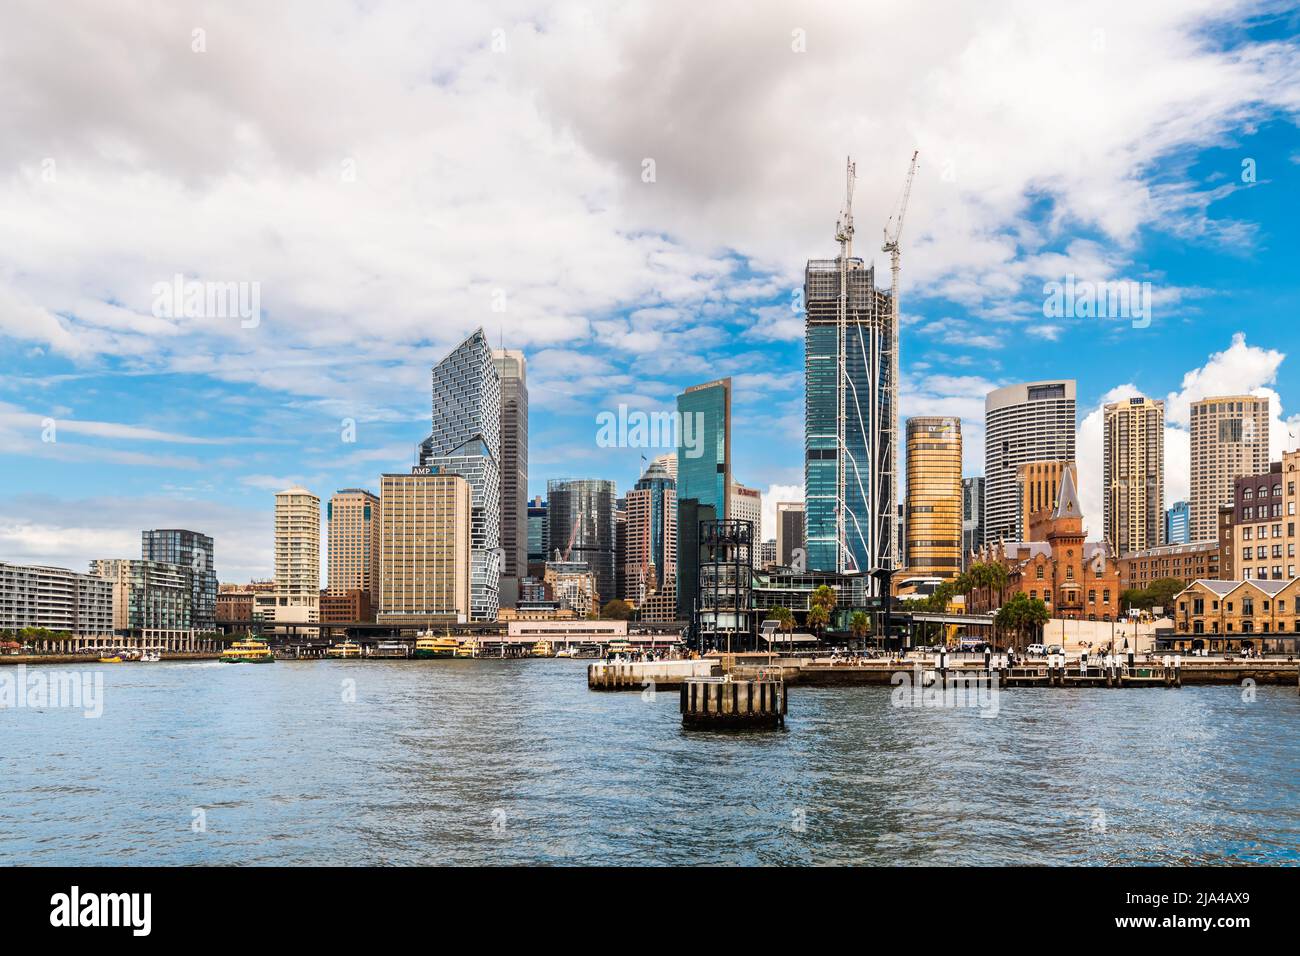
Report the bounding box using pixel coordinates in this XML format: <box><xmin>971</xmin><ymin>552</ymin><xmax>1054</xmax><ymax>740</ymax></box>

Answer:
<box><xmin>2</xmin><ymin>659</ymin><xmax>1298</xmax><ymax>865</ymax></box>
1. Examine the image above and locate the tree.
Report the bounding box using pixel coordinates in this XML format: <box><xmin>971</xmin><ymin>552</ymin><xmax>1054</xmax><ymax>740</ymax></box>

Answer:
<box><xmin>807</xmin><ymin>604</ymin><xmax>830</xmax><ymax>640</ymax></box>
<box><xmin>995</xmin><ymin>592</ymin><xmax>1049</xmax><ymax>651</ymax></box>
<box><xmin>1124</xmin><ymin>578</ymin><xmax>1184</xmax><ymax>614</ymax></box>
<box><xmin>850</xmin><ymin>611</ymin><xmax>869</xmax><ymax>644</ymax></box>
<box><xmin>600</xmin><ymin>599</ymin><xmax>633</xmax><ymax>620</ymax></box>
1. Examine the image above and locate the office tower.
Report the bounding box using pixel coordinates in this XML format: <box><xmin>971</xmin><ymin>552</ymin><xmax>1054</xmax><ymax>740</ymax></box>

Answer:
<box><xmin>526</xmin><ymin>495</ymin><xmax>548</xmax><ymax>577</ymax></box>
<box><xmin>652</xmin><ymin>452</ymin><xmax>677</xmax><ymax>481</ymax></box>
<box><xmin>1104</xmin><ymin>396</ymin><xmax>1165</xmax><ymax>554</ymax></box>
<box><xmin>0</xmin><ymin>562</ymin><xmax>113</xmax><ymax>637</ymax></box>
<box><xmin>544</xmin><ymin>560</ymin><xmax>599</xmax><ymax>617</ymax></box>
<box><xmin>961</xmin><ymin>476</ymin><xmax>985</xmax><ymax>569</ymax></box>
<box><xmin>1165</xmin><ymin>500</ymin><xmax>1191</xmax><ymax>545</ymax></box>
<box><xmin>775</xmin><ymin>501</ymin><xmax>805</xmax><ymax>567</ymax></box>
<box><xmin>274</xmin><ymin>487</ymin><xmax>321</xmax><ymax>624</ymax></box>
<box><xmin>676</xmin><ymin>378</ymin><xmax>731</xmax><ymax>614</ymax></box>
<box><xmin>1231</xmin><ymin>450</ymin><xmax>1300</xmax><ymax>581</ymax></box>
<box><xmin>804</xmin><ymin>249</ymin><xmax>895</xmax><ymax>579</ymax></box>
<box><xmin>141</xmin><ymin>529</ymin><xmax>216</xmax><ymax>629</ymax></box>
<box><xmin>91</xmin><ymin>559</ymin><xmax>194</xmax><ymax>637</ymax></box>
<box><xmin>546</xmin><ymin>479</ymin><xmax>617</xmax><ymax>606</ymax></box>
<box><xmin>492</xmin><ymin>348</ymin><xmax>528</xmax><ymax>608</ymax></box>
<box><xmin>729</xmin><ymin>480</ymin><xmax>762</xmax><ymax>568</ymax></box>
<box><xmin>759</xmin><ymin>539</ymin><xmax>777</xmax><ymax>568</ymax></box>
<box><xmin>326</xmin><ymin>489</ymin><xmax>380</xmax><ymax>604</ymax></box>
<box><xmin>419</xmin><ymin>328</ymin><xmax>501</xmax><ymax>621</ymax></box>
<box><xmin>904</xmin><ymin>417</ymin><xmax>962</xmax><ymax>579</ymax></box>
<box><xmin>614</xmin><ymin>501</ymin><xmax>627</xmax><ymax>606</ymax></box>
<box><xmin>1018</xmin><ymin>460</ymin><xmax>1077</xmax><ymax>541</ymax></box>
<box><xmin>676</xmin><ymin>499</ymin><xmax>716</xmax><ymax>627</ymax></box>
<box><xmin>623</xmin><ymin>457</ymin><xmax>676</xmax><ymax>604</ymax></box>
<box><xmin>984</xmin><ymin>380</ymin><xmax>1077</xmax><ymax>544</ymax></box>
<box><xmin>1189</xmin><ymin>395</ymin><xmax>1270</xmax><ymax>543</ymax></box>
<box><xmin>378</xmin><ymin>470</ymin><xmax>471</xmax><ymax>622</ymax></box>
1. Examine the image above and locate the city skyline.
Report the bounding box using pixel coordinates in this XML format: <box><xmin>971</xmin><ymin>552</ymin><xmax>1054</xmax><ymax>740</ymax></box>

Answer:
<box><xmin>3</xmin><ymin>7</ymin><xmax>1300</xmax><ymax>584</ymax></box>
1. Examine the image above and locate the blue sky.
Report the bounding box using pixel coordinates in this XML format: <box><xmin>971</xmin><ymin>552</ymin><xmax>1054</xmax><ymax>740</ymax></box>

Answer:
<box><xmin>1</xmin><ymin>1</ymin><xmax>1299</xmax><ymax>580</ymax></box>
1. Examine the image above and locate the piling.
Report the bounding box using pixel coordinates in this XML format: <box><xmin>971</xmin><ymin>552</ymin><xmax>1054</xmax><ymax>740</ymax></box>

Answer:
<box><xmin>681</xmin><ymin>676</ymin><xmax>785</xmax><ymax>730</ymax></box>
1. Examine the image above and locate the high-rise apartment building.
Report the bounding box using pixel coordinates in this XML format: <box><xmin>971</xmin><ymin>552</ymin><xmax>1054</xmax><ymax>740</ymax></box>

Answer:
<box><xmin>961</xmin><ymin>476</ymin><xmax>985</xmax><ymax>569</ymax></box>
<box><xmin>775</xmin><ymin>501</ymin><xmax>805</xmax><ymax>567</ymax></box>
<box><xmin>419</xmin><ymin>329</ymin><xmax>502</xmax><ymax>621</ymax></box>
<box><xmin>622</xmin><ymin>458</ymin><xmax>676</xmax><ymax>605</ymax></box>
<box><xmin>547</xmin><ymin>479</ymin><xmax>617</xmax><ymax>607</ymax></box>
<box><xmin>1165</xmin><ymin>500</ymin><xmax>1191</xmax><ymax>545</ymax></box>
<box><xmin>729</xmin><ymin>480</ymin><xmax>762</xmax><ymax>569</ymax></box>
<box><xmin>676</xmin><ymin>379</ymin><xmax>731</xmax><ymax>615</ymax></box>
<box><xmin>91</xmin><ymin>558</ymin><xmax>194</xmax><ymax>638</ymax></box>
<box><xmin>984</xmin><ymin>380</ymin><xmax>1077</xmax><ymax>544</ymax></box>
<box><xmin>327</xmin><ymin>489</ymin><xmax>380</xmax><ymax>604</ymax></box>
<box><xmin>804</xmin><ymin>254</ymin><xmax>895</xmax><ymax>579</ymax></box>
<box><xmin>0</xmin><ymin>561</ymin><xmax>113</xmax><ymax>636</ymax></box>
<box><xmin>378</xmin><ymin>469</ymin><xmax>471</xmax><ymax>622</ymax></box>
<box><xmin>492</xmin><ymin>348</ymin><xmax>528</xmax><ymax>608</ymax></box>
<box><xmin>1189</xmin><ymin>395</ymin><xmax>1270</xmax><ymax>543</ymax></box>
<box><xmin>273</xmin><ymin>486</ymin><xmax>321</xmax><ymax>625</ymax></box>
<box><xmin>904</xmin><ymin>417</ymin><xmax>962</xmax><ymax>579</ymax></box>
<box><xmin>1104</xmin><ymin>396</ymin><xmax>1165</xmax><ymax>554</ymax></box>
<box><xmin>1018</xmin><ymin>460</ymin><xmax>1077</xmax><ymax>541</ymax></box>
<box><xmin>141</xmin><ymin>529</ymin><xmax>216</xmax><ymax>629</ymax></box>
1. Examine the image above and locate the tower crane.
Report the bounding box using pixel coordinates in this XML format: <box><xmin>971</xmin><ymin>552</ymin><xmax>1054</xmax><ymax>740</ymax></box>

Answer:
<box><xmin>880</xmin><ymin>150</ymin><xmax>918</xmax><ymax>580</ymax></box>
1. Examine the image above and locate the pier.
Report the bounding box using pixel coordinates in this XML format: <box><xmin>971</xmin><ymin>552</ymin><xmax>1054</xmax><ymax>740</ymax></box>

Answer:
<box><xmin>588</xmin><ymin>659</ymin><xmax>716</xmax><ymax>690</ymax></box>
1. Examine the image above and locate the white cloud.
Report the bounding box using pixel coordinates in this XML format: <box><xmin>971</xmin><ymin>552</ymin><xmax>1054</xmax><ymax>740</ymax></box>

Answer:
<box><xmin>760</xmin><ymin>484</ymin><xmax>804</xmax><ymax>545</ymax></box>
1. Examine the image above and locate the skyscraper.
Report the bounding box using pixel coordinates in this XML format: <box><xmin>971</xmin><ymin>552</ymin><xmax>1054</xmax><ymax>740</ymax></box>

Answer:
<box><xmin>379</xmin><ymin>470</ymin><xmax>471</xmax><ymax>622</ymax></box>
<box><xmin>1165</xmin><ymin>500</ymin><xmax>1191</xmax><ymax>545</ymax></box>
<box><xmin>141</xmin><ymin>528</ymin><xmax>215</xmax><ymax>629</ymax></box>
<box><xmin>803</xmin><ymin>252</ymin><xmax>894</xmax><ymax>578</ymax></box>
<box><xmin>419</xmin><ymin>329</ymin><xmax>501</xmax><ymax>621</ymax></box>
<box><xmin>526</xmin><ymin>495</ymin><xmax>548</xmax><ymax>577</ymax></box>
<box><xmin>327</xmin><ymin>489</ymin><xmax>380</xmax><ymax>604</ymax></box>
<box><xmin>1018</xmin><ymin>460</ymin><xmax>1077</xmax><ymax>540</ymax></box>
<box><xmin>775</xmin><ymin>501</ymin><xmax>805</xmax><ymax>567</ymax></box>
<box><xmin>492</xmin><ymin>348</ymin><xmax>528</xmax><ymax>608</ymax></box>
<box><xmin>961</xmin><ymin>476</ymin><xmax>984</xmax><ymax>568</ymax></box>
<box><xmin>729</xmin><ymin>480</ymin><xmax>762</xmax><ymax>568</ymax></box>
<box><xmin>984</xmin><ymin>380</ymin><xmax>1077</xmax><ymax>544</ymax></box>
<box><xmin>1103</xmin><ymin>396</ymin><xmax>1165</xmax><ymax>554</ymax></box>
<box><xmin>676</xmin><ymin>378</ymin><xmax>731</xmax><ymax>615</ymax></box>
<box><xmin>623</xmin><ymin>458</ymin><xmax>676</xmax><ymax>605</ymax></box>
<box><xmin>274</xmin><ymin>487</ymin><xmax>321</xmax><ymax>625</ymax></box>
<box><xmin>904</xmin><ymin>417</ymin><xmax>962</xmax><ymax>579</ymax></box>
<box><xmin>546</xmin><ymin>479</ymin><xmax>617</xmax><ymax>607</ymax></box>
<box><xmin>1189</xmin><ymin>395</ymin><xmax>1270</xmax><ymax>543</ymax></box>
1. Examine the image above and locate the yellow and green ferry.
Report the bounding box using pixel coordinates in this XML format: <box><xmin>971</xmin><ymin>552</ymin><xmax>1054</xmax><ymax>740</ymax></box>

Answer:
<box><xmin>325</xmin><ymin>641</ymin><xmax>362</xmax><ymax>659</ymax></box>
<box><xmin>414</xmin><ymin>632</ymin><xmax>459</xmax><ymax>659</ymax></box>
<box><xmin>220</xmin><ymin>639</ymin><xmax>275</xmax><ymax>663</ymax></box>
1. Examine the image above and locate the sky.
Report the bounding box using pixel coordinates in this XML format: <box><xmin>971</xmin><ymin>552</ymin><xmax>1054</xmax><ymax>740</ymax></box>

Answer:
<box><xmin>1</xmin><ymin>0</ymin><xmax>1299</xmax><ymax>582</ymax></box>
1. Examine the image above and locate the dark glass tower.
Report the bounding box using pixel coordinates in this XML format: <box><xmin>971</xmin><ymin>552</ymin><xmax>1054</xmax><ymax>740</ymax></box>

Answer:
<box><xmin>141</xmin><ymin>529</ymin><xmax>215</xmax><ymax>629</ymax></box>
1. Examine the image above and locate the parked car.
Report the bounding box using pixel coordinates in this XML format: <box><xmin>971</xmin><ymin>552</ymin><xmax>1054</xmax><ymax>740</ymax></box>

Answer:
<box><xmin>1026</xmin><ymin>643</ymin><xmax>1046</xmax><ymax>656</ymax></box>
<box><xmin>1046</xmin><ymin>644</ymin><xmax>1062</xmax><ymax>655</ymax></box>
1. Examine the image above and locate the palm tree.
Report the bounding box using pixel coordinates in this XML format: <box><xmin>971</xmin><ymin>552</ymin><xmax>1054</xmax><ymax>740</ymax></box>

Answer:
<box><xmin>807</xmin><ymin>604</ymin><xmax>830</xmax><ymax>642</ymax></box>
<box><xmin>766</xmin><ymin>606</ymin><xmax>795</xmax><ymax>653</ymax></box>
<box><xmin>850</xmin><ymin>610</ymin><xmax>869</xmax><ymax>647</ymax></box>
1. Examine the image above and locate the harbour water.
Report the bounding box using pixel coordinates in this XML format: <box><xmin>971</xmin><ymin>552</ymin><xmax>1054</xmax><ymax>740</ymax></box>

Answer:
<box><xmin>2</xmin><ymin>659</ymin><xmax>1298</xmax><ymax>865</ymax></box>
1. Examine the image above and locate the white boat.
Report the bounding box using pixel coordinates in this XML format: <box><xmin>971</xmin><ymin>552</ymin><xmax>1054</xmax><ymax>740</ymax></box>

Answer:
<box><xmin>554</xmin><ymin>646</ymin><xmax>576</xmax><ymax>658</ymax></box>
<box><xmin>141</xmin><ymin>651</ymin><xmax>161</xmax><ymax>663</ymax></box>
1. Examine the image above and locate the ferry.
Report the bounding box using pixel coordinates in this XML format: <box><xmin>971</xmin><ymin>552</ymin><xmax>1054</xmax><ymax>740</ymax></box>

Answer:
<box><xmin>454</xmin><ymin>637</ymin><xmax>479</xmax><ymax>659</ymax></box>
<box><xmin>530</xmin><ymin>640</ymin><xmax>553</xmax><ymax>658</ymax></box>
<box><xmin>554</xmin><ymin>646</ymin><xmax>576</xmax><ymax>659</ymax></box>
<box><xmin>220</xmin><ymin>639</ymin><xmax>274</xmax><ymax>664</ymax></box>
<box><xmin>325</xmin><ymin>641</ymin><xmax>362</xmax><ymax>659</ymax></box>
<box><xmin>414</xmin><ymin>633</ymin><xmax>459</xmax><ymax>659</ymax></box>
<box><xmin>606</xmin><ymin>640</ymin><xmax>632</xmax><ymax>657</ymax></box>
<box><xmin>373</xmin><ymin>640</ymin><xmax>410</xmax><ymax>659</ymax></box>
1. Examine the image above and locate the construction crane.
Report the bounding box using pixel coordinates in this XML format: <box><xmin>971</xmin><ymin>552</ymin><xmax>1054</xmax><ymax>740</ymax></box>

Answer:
<box><xmin>560</xmin><ymin>514</ymin><xmax>581</xmax><ymax>562</ymax></box>
<box><xmin>880</xmin><ymin>150</ymin><xmax>918</xmax><ymax>579</ymax></box>
<box><xmin>834</xmin><ymin>157</ymin><xmax>856</xmax><ymax>574</ymax></box>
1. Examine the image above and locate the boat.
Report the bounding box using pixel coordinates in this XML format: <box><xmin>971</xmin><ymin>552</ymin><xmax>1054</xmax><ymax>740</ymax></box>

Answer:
<box><xmin>325</xmin><ymin>641</ymin><xmax>362</xmax><ymax>659</ymax></box>
<box><xmin>607</xmin><ymin>640</ymin><xmax>632</xmax><ymax>657</ymax></box>
<box><xmin>373</xmin><ymin>640</ymin><xmax>410</xmax><ymax>659</ymax></box>
<box><xmin>414</xmin><ymin>632</ymin><xmax>459</xmax><ymax>659</ymax></box>
<box><xmin>530</xmin><ymin>640</ymin><xmax>553</xmax><ymax>657</ymax></box>
<box><xmin>141</xmin><ymin>651</ymin><xmax>161</xmax><ymax>663</ymax></box>
<box><xmin>98</xmin><ymin>654</ymin><xmax>123</xmax><ymax>664</ymax></box>
<box><xmin>554</xmin><ymin>646</ymin><xmax>576</xmax><ymax>658</ymax></box>
<box><xmin>454</xmin><ymin>637</ymin><xmax>479</xmax><ymax>659</ymax></box>
<box><xmin>220</xmin><ymin>639</ymin><xmax>275</xmax><ymax>663</ymax></box>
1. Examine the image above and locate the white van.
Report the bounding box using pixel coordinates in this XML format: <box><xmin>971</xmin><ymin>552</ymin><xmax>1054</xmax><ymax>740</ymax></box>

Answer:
<box><xmin>1026</xmin><ymin>643</ymin><xmax>1046</xmax><ymax>656</ymax></box>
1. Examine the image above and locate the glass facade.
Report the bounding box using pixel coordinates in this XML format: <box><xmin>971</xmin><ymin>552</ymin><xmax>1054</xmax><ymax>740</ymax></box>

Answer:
<box><xmin>141</xmin><ymin>529</ymin><xmax>215</xmax><ymax>628</ymax></box>
<box><xmin>546</xmin><ymin>479</ymin><xmax>617</xmax><ymax>606</ymax></box>
<box><xmin>675</xmin><ymin>379</ymin><xmax>730</xmax><ymax>615</ymax></box>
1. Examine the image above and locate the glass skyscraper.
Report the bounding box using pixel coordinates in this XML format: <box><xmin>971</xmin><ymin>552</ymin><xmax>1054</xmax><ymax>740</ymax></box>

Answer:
<box><xmin>675</xmin><ymin>378</ymin><xmax>731</xmax><ymax>615</ymax></box>
<box><xmin>804</xmin><ymin>258</ymin><xmax>894</xmax><ymax>577</ymax></box>
<box><xmin>419</xmin><ymin>328</ymin><xmax>501</xmax><ymax>621</ymax></box>
<box><xmin>141</xmin><ymin>529</ymin><xmax>215</xmax><ymax>629</ymax></box>
<box><xmin>546</xmin><ymin>479</ymin><xmax>617</xmax><ymax>607</ymax></box>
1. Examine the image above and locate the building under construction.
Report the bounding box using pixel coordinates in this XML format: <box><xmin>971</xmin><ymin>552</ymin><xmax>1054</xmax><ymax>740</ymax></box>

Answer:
<box><xmin>803</xmin><ymin>154</ymin><xmax>916</xmax><ymax>596</ymax></box>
